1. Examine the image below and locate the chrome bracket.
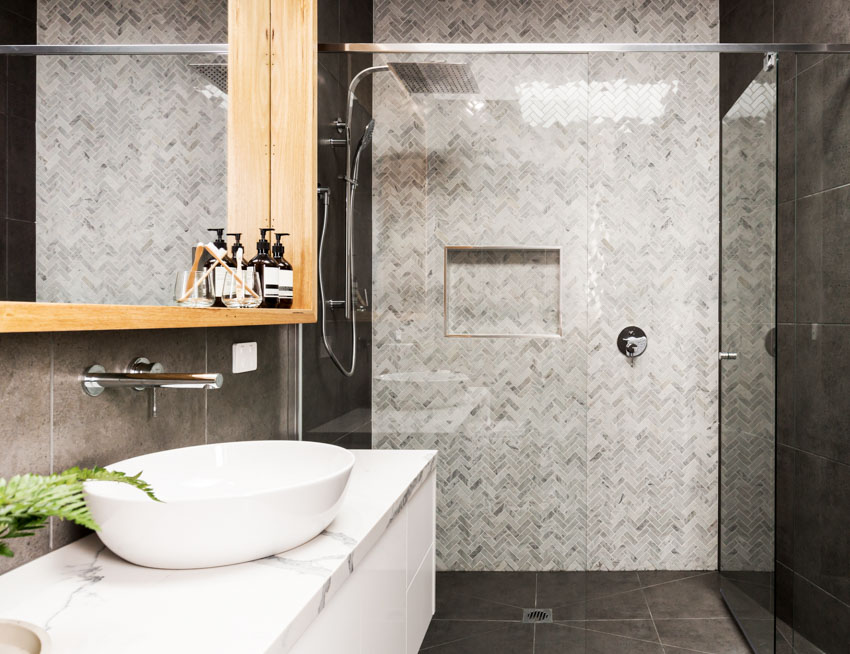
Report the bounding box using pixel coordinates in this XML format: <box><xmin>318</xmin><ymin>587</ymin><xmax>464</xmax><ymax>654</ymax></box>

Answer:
<box><xmin>763</xmin><ymin>52</ymin><xmax>777</xmax><ymax>72</ymax></box>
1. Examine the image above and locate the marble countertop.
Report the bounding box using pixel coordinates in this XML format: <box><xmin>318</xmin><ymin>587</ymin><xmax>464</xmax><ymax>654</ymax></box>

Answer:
<box><xmin>0</xmin><ymin>449</ymin><xmax>437</xmax><ymax>654</ymax></box>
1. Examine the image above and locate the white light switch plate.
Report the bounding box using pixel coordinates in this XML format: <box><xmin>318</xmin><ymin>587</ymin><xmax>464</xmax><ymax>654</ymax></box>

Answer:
<box><xmin>232</xmin><ymin>342</ymin><xmax>258</xmax><ymax>374</ymax></box>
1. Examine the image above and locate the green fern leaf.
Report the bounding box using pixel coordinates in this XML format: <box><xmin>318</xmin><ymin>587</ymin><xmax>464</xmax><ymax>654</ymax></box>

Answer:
<box><xmin>0</xmin><ymin>467</ymin><xmax>160</xmax><ymax>559</ymax></box>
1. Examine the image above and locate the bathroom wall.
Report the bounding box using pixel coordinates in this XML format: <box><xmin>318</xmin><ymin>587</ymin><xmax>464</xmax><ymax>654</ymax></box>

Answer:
<box><xmin>35</xmin><ymin>0</ymin><xmax>228</xmax><ymax>306</ymax></box>
<box><xmin>0</xmin><ymin>1</ymin><xmax>36</xmax><ymax>301</ymax></box>
<box><xmin>372</xmin><ymin>0</ymin><xmax>720</xmax><ymax>571</ymax></box>
<box><xmin>721</xmin><ymin>1</ymin><xmax>850</xmax><ymax>651</ymax></box>
<box><xmin>301</xmin><ymin>0</ymin><xmax>373</xmax><ymax>448</ymax></box>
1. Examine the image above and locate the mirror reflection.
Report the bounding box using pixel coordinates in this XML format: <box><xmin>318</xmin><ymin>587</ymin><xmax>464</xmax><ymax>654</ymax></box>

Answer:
<box><xmin>2</xmin><ymin>0</ymin><xmax>229</xmax><ymax>306</ymax></box>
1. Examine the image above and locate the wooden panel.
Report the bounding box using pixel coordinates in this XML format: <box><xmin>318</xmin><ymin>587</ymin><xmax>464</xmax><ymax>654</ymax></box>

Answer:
<box><xmin>228</xmin><ymin>0</ymin><xmax>272</xmax><ymax>260</ymax></box>
<box><xmin>0</xmin><ymin>302</ymin><xmax>315</xmax><ymax>333</ymax></box>
<box><xmin>271</xmin><ymin>0</ymin><xmax>317</xmax><ymax>316</ymax></box>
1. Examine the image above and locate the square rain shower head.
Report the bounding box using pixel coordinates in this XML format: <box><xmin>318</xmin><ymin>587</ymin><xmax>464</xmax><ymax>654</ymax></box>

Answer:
<box><xmin>387</xmin><ymin>62</ymin><xmax>479</xmax><ymax>95</ymax></box>
<box><xmin>190</xmin><ymin>63</ymin><xmax>228</xmax><ymax>94</ymax></box>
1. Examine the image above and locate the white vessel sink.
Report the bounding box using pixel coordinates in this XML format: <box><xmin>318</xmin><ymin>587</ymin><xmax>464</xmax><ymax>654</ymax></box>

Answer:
<box><xmin>84</xmin><ymin>440</ymin><xmax>355</xmax><ymax>569</ymax></box>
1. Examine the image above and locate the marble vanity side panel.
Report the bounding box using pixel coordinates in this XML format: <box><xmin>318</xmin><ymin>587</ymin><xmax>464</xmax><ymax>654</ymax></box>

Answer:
<box><xmin>206</xmin><ymin>325</ymin><xmax>292</xmax><ymax>443</ymax></box>
<box><xmin>0</xmin><ymin>333</ymin><xmax>52</xmax><ymax>573</ymax></box>
<box><xmin>50</xmin><ymin>329</ymin><xmax>206</xmax><ymax>548</ymax></box>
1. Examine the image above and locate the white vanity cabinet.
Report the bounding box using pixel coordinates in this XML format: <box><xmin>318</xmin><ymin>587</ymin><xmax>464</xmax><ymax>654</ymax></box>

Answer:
<box><xmin>289</xmin><ymin>472</ymin><xmax>436</xmax><ymax>654</ymax></box>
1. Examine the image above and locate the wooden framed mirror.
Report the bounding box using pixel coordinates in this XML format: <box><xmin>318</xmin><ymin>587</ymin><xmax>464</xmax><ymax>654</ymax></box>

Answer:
<box><xmin>0</xmin><ymin>0</ymin><xmax>316</xmax><ymax>332</ymax></box>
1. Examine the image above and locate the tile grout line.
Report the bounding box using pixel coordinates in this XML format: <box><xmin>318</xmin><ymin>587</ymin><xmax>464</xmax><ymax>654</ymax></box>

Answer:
<box><xmin>640</xmin><ymin>585</ymin><xmax>665</xmax><ymax>649</ymax></box>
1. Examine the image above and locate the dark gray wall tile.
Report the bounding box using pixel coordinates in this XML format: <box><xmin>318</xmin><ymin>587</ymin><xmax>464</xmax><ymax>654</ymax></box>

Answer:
<box><xmin>7</xmin><ymin>56</ymin><xmax>35</xmax><ymax>122</ymax></box>
<box><xmin>6</xmin><ymin>115</ymin><xmax>35</xmax><ymax>223</ymax></box>
<box><xmin>206</xmin><ymin>325</ymin><xmax>288</xmax><ymax>443</ymax></box>
<box><xmin>777</xmin><ymin>80</ymin><xmax>795</xmax><ymax>204</ymax></box>
<box><xmin>5</xmin><ymin>218</ymin><xmax>35</xmax><ymax>301</ymax></box>
<box><xmin>775</xmin><ymin>0</ymin><xmax>850</xmax><ymax>43</ymax></box>
<box><xmin>793</xmin><ymin>573</ymin><xmax>850</xmax><ymax>654</ymax></box>
<box><xmin>4</xmin><ymin>1</ymin><xmax>36</xmax><ymax>23</ymax></box>
<box><xmin>0</xmin><ymin>333</ymin><xmax>51</xmax><ymax>573</ymax></box>
<box><xmin>795</xmin><ymin>187</ymin><xmax>850</xmax><ymax>324</ymax></box>
<box><xmin>776</xmin><ymin>561</ymin><xmax>794</xmax><ymax>627</ymax></box>
<box><xmin>317</xmin><ymin>0</ymin><xmax>340</xmax><ymax>44</ymax></box>
<box><xmin>777</xmin><ymin>202</ymin><xmax>795</xmax><ymax>323</ymax></box>
<box><xmin>795</xmin><ymin>324</ymin><xmax>850</xmax><ymax>464</ymax></box>
<box><xmin>796</xmin><ymin>56</ymin><xmax>850</xmax><ymax>198</ymax></box>
<box><xmin>776</xmin><ymin>444</ymin><xmax>794</xmax><ymax>564</ymax></box>
<box><xmin>793</xmin><ymin>451</ymin><xmax>850</xmax><ymax>606</ymax></box>
<box><xmin>0</xmin><ymin>333</ymin><xmax>51</xmax><ymax>478</ymax></box>
<box><xmin>0</xmin><ymin>9</ymin><xmax>35</xmax><ymax>44</ymax></box>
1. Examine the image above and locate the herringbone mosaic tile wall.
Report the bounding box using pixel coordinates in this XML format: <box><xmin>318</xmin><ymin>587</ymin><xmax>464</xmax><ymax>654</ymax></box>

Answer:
<box><xmin>36</xmin><ymin>1</ymin><xmax>228</xmax><ymax>305</ymax></box>
<box><xmin>372</xmin><ymin>0</ymin><xmax>721</xmax><ymax>571</ymax></box>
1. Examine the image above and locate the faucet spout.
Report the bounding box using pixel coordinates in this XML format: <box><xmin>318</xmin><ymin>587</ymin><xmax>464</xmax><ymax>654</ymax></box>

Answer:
<box><xmin>81</xmin><ymin>357</ymin><xmax>223</xmax><ymax>397</ymax></box>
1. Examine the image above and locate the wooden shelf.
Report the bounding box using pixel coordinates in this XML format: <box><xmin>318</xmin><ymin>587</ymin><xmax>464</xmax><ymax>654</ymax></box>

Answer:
<box><xmin>0</xmin><ymin>302</ymin><xmax>317</xmax><ymax>333</ymax></box>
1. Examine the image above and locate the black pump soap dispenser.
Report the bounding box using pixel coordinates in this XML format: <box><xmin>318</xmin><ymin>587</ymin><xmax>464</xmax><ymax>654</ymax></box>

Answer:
<box><xmin>273</xmin><ymin>232</ymin><xmax>294</xmax><ymax>309</ymax></box>
<box><xmin>249</xmin><ymin>228</ymin><xmax>279</xmax><ymax>308</ymax></box>
<box><xmin>206</xmin><ymin>228</ymin><xmax>227</xmax><ymax>307</ymax></box>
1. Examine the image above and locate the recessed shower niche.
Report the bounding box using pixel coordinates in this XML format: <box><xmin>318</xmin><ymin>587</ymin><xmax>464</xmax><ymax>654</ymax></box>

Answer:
<box><xmin>444</xmin><ymin>246</ymin><xmax>562</xmax><ymax>338</ymax></box>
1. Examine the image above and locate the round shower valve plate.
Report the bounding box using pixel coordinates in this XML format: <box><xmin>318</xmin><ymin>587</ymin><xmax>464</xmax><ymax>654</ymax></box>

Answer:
<box><xmin>617</xmin><ymin>326</ymin><xmax>647</xmax><ymax>358</ymax></box>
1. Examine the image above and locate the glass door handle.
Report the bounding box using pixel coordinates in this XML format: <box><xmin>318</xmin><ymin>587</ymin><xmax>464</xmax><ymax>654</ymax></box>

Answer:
<box><xmin>719</xmin><ymin>352</ymin><xmax>738</xmax><ymax>360</ymax></box>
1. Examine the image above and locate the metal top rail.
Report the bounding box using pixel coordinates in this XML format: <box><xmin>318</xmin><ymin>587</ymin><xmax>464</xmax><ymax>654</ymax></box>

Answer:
<box><xmin>319</xmin><ymin>42</ymin><xmax>850</xmax><ymax>54</ymax></box>
<box><xmin>0</xmin><ymin>44</ymin><xmax>228</xmax><ymax>55</ymax></box>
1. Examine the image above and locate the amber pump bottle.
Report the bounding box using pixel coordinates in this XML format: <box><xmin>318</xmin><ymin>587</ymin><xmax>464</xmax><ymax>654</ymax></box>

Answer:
<box><xmin>249</xmin><ymin>228</ymin><xmax>279</xmax><ymax>308</ymax></box>
<box><xmin>273</xmin><ymin>232</ymin><xmax>294</xmax><ymax>309</ymax></box>
<box><xmin>206</xmin><ymin>228</ymin><xmax>227</xmax><ymax>307</ymax></box>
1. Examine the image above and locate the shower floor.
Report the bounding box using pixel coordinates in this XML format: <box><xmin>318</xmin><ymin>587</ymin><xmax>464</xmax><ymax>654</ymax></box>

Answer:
<box><xmin>420</xmin><ymin>570</ymin><xmax>752</xmax><ymax>653</ymax></box>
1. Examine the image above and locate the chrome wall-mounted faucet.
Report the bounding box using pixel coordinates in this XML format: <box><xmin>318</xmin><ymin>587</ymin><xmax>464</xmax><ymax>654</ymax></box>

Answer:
<box><xmin>81</xmin><ymin>357</ymin><xmax>223</xmax><ymax>417</ymax></box>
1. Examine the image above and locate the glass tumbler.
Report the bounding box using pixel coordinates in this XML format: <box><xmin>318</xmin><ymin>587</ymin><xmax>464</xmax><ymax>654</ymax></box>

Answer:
<box><xmin>174</xmin><ymin>271</ymin><xmax>215</xmax><ymax>307</ymax></box>
<box><xmin>222</xmin><ymin>271</ymin><xmax>262</xmax><ymax>308</ymax></box>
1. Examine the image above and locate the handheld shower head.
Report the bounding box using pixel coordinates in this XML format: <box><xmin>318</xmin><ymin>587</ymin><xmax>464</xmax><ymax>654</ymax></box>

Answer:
<box><xmin>357</xmin><ymin>119</ymin><xmax>376</xmax><ymax>152</ymax></box>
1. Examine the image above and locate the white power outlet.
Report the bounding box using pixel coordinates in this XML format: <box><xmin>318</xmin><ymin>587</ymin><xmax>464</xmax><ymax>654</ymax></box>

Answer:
<box><xmin>232</xmin><ymin>342</ymin><xmax>258</xmax><ymax>374</ymax></box>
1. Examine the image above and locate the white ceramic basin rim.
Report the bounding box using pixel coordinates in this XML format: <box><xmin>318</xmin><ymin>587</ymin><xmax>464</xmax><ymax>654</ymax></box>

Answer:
<box><xmin>84</xmin><ymin>440</ymin><xmax>355</xmax><ymax>569</ymax></box>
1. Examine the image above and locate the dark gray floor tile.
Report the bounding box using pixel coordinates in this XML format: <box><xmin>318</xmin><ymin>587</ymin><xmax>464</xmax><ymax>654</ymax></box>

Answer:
<box><xmin>419</xmin><ymin>622</ymin><xmax>533</xmax><ymax>653</ymax></box>
<box><xmin>537</xmin><ymin>571</ymin><xmax>642</xmax><ymax>610</ymax></box>
<box><xmin>582</xmin><ymin>620</ymin><xmax>659</xmax><ymax>643</ymax></box>
<box><xmin>584</xmin><ymin>571</ymin><xmax>643</xmax><ymax>599</ymax></box>
<box><xmin>654</xmin><ymin>618</ymin><xmax>750</xmax><ymax>654</ymax></box>
<box><xmin>643</xmin><ymin>574</ymin><xmax>729</xmax><ymax>619</ymax></box>
<box><xmin>536</xmin><ymin>571</ymin><xmax>587</xmax><ymax>608</ymax></box>
<box><xmin>638</xmin><ymin>571</ymin><xmax>709</xmax><ymax>588</ymax></box>
<box><xmin>434</xmin><ymin>572</ymin><xmax>534</xmax><ymax>620</ymax></box>
<box><xmin>420</xmin><ymin>620</ymin><xmax>514</xmax><ymax>650</ymax></box>
<box><xmin>585</xmin><ymin>589</ymin><xmax>651</xmax><ymax>620</ymax></box>
<box><xmin>536</xmin><ymin>623</ymin><xmax>664</xmax><ymax>654</ymax></box>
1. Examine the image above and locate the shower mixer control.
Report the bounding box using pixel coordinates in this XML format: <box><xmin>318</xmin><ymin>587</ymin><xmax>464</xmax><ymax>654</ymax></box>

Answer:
<box><xmin>618</xmin><ymin>326</ymin><xmax>647</xmax><ymax>364</ymax></box>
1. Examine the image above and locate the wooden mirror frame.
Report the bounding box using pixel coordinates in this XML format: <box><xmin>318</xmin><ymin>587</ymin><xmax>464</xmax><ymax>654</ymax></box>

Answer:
<box><xmin>0</xmin><ymin>0</ymin><xmax>317</xmax><ymax>333</ymax></box>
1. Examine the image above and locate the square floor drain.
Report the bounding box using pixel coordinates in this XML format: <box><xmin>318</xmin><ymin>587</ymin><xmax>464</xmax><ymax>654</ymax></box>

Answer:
<box><xmin>522</xmin><ymin>608</ymin><xmax>553</xmax><ymax>623</ymax></box>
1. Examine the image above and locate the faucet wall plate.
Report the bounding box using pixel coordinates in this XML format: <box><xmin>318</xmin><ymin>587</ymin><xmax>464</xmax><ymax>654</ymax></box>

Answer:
<box><xmin>618</xmin><ymin>326</ymin><xmax>648</xmax><ymax>359</ymax></box>
<box><xmin>83</xmin><ymin>364</ymin><xmax>107</xmax><ymax>397</ymax></box>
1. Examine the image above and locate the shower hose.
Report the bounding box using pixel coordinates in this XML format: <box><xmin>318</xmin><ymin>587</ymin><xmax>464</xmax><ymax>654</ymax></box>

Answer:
<box><xmin>318</xmin><ymin>188</ymin><xmax>356</xmax><ymax>377</ymax></box>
